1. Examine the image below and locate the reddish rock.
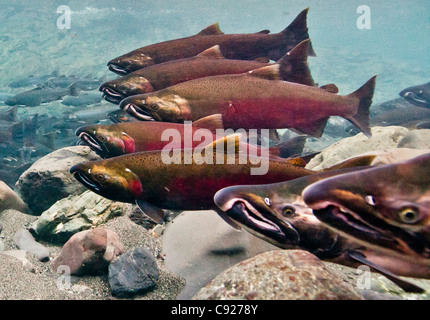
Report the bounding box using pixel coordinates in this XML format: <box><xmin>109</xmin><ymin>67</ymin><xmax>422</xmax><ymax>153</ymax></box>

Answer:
<box><xmin>51</xmin><ymin>228</ymin><xmax>124</xmax><ymax>275</ymax></box>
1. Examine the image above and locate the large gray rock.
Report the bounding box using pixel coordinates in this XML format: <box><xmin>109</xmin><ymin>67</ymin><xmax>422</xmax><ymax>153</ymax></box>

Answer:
<box><xmin>0</xmin><ymin>180</ymin><xmax>28</xmax><ymax>214</ymax></box>
<box><xmin>397</xmin><ymin>129</ymin><xmax>430</xmax><ymax>149</ymax></box>
<box><xmin>51</xmin><ymin>228</ymin><xmax>124</xmax><ymax>275</ymax></box>
<box><xmin>30</xmin><ymin>190</ymin><xmax>131</xmax><ymax>244</ymax></box>
<box><xmin>16</xmin><ymin>146</ymin><xmax>100</xmax><ymax>215</ymax></box>
<box><xmin>193</xmin><ymin>250</ymin><xmax>364</xmax><ymax>300</ymax></box>
<box><xmin>108</xmin><ymin>247</ymin><xmax>159</xmax><ymax>297</ymax></box>
<box><xmin>306</xmin><ymin>126</ymin><xmax>410</xmax><ymax>170</ymax></box>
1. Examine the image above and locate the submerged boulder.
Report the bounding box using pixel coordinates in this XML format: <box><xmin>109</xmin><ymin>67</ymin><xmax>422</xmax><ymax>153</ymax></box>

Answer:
<box><xmin>51</xmin><ymin>228</ymin><xmax>124</xmax><ymax>275</ymax></box>
<box><xmin>193</xmin><ymin>250</ymin><xmax>364</xmax><ymax>300</ymax></box>
<box><xmin>30</xmin><ymin>190</ymin><xmax>131</xmax><ymax>244</ymax></box>
<box><xmin>397</xmin><ymin>129</ymin><xmax>430</xmax><ymax>149</ymax></box>
<box><xmin>16</xmin><ymin>146</ymin><xmax>100</xmax><ymax>215</ymax></box>
<box><xmin>306</xmin><ymin>126</ymin><xmax>410</xmax><ymax>170</ymax></box>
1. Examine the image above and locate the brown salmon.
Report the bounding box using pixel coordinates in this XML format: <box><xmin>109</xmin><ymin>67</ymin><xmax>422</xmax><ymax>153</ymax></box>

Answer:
<box><xmin>76</xmin><ymin>114</ymin><xmax>307</xmax><ymax>159</ymax></box>
<box><xmin>303</xmin><ymin>153</ymin><xmax>430</xmax><ymax>265</ymax></box>
<box><xmin>107</xmin><ymin>8</ymin><xmax>315</xmax><ymax>74</ymax></box>
<box><xmin>119</xmin><ymin>64</ymin><xmax>376</xmax><ymax>137</ymax></box>
<box><xmin>70</xmin><ymin>134</ymin><xmax>313</xmax><ymax>225</ymax></box>
<box><xmin>213</xmin><ymin>169</ymin><xmax>427</xmax><ymax>292</ymax></box>
<box><xmin>101</xmin><ymin>40</ymin><xmax>316</xmax><ymax>104</ymax></box>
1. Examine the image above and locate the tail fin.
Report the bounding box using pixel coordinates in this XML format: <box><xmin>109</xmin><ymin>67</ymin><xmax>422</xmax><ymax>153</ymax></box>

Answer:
<box><xmin>281</xmin><ymin>8</ymin><xmax>316</xmax><ymax>57</ymax></box>
<box><xmin>346</xmin><ymin>75</ymin><xmax>377</xmax><ymax>137</ymax></box>
<box><xmin>37</xmin><ymin>131</ymin><xmax>56</xmax><ymax>150</ymax></box>
<box><xmin>277</xmin><ymin>39</ymin><xmax>316</xmax><ymax>86</ymax></box>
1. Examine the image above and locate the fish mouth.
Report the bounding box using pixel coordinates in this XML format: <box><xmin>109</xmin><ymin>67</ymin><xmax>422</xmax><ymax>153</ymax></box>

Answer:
<box><xmin>313</xmin><ymin>205</ymin><xmax>385</xmax><ymax>241</ymax></box>
<box><xmin>70</xmin><ymin>167</ymin><xmax>100</xmax><ymax>193</ymax></box>
<box><xmin>312</xmin><ymin>203</ymin><xmax>428</xmax><ymax>257</ymax></box>
<box><xmin>122</xmin><ymin>103</ymin><xmax>156</xmax><ymax>121</ymax></box>
<box><xmin>226</xmin><ymin>200</ymin><xmax>300</xmax><ymax>246</ymax></box>
<box><xmin>100</xmin><ymin>86</ymin><xmax>125</xmax><ymax>104</ymax></box>
<box><xmin>107</xmin><ymin>63</ymin><xmax>128</xmax><ymax>75</ymax></box>
<box><xmin>402</xmin><ymin>92</ymin><xmax>430</xmax><ymax>108</ymax></box>
<box><xmin>77</xmin><ymin>131</ymin><xmax>107</xmax><ymax>157</ymax></box>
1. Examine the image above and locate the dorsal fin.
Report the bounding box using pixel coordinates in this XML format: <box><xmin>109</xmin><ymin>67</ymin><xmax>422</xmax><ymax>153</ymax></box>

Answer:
<box><xmin>195</xmin><ymin>45</ymin><xmax>225</xmax><ymax>59</ymax></box>
<box><xmin>277</xmin><ymin>39</ymin><xmax>316</xmax><ymax>86</ymax></box>
<box><xmin>203</xmin><ymin>133</ymin><xmax>243</xmax><ymax>154</ymax></box>
<box><xmin>255</xmin><ymin>29</ymin><xmax>270</xmax><ymax>34</ymax></box>
<box><xmin>320</xmin><ymin>84</ymin><xmax>339</xmax><ymax>93</ymax></box>
<box><xmin>197</xmin><ymin>23</ymin><xmax>224</xmax><ymax>35</ymax></box>
<box><xmin>247</xmin><ymin>64</ymin><xmax>281</xmax><ymax>81</ymax></box>
<box><xmin>193</xmin><ymin>114</ymin><xmax>225</xmax><ymax>133</ymax></box>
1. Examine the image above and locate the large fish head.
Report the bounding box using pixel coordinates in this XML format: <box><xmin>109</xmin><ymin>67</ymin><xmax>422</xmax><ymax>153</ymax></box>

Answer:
<box><xmin>303</xmin><ymin>154</ymin><xmax>430</xmax><ymax>258</ymax></box>
<box><xmin>107</xmin><ymin>53</ymin><xmax>155</xmax><ymax>75</ymax></box>
<box><xmin>399</xmin><ymin>82</ymin><xmax>430</xmax><ymax>108</ymax></box>
<box><xmin>119</xmin><ymin>93</ymin><xmax>190</xmax><ymax>122</ymax></box>
<box><xmin>99</xmin><ymin>76</ymin><xmax>154</xmax><ymax>104</ymax></box>
<box><xmin>214</xmin><ymin>181</ymin><xmax>339</xmax><ymax>254</ymax></box>
<box><xmin>70</xmin><ymin>161</ymin><xmax>142</xmax><ymax>203</ymax></box>
<box><xmin>75</xmin><ymin>125</ymin><xmax>135</xmax><ymax>158</ymax></box>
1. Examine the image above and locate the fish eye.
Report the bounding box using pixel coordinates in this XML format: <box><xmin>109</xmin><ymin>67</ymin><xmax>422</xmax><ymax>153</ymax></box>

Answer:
<box><xmin>264</xmin><ymin>197</ymin><xmax>271</xmax><ymax>206</ymax></box>
<box><xmin>97</xmin><ymin>135</ymin><xmax>108</xmax><ymax>142</ymax></box>
<box><xmin>281</xmin><ymin>205</ymin><xmax>296</xmax><ymax>217</ymax></box>
<box><xmin>150</xmin><ymin>103</ymin><xmax>159</xmax><ymax>110</ymax></box>
<box><xmin>94</xmin><ymin>173</ymin><xmax>106</xmax><ymax>183</ymax></box>
<box><xmin>419</xmin><ymin>90</ymin><xmax>423</xmax><ymax>94</ymax></box>
<box><xmin>399</xmin><ymin>207</ymin><xmax>420</xmax><ymax>224</ymax></box>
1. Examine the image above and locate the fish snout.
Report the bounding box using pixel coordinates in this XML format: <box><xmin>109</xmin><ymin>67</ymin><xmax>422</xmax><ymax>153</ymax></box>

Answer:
<box><xmin>120</xmin><ymin>98</ymin><xmax>155</xmax><ymax>121</ymax></box>
<box><xmin>100</xmin><ymin>83</ymin><xmax>125</xmax><ymax>104</ymax></box>
<box><xmin>213</xmin><ymin>187</ymin><xmax>240</xmax><ymax>212</ymax></box>
<box><xmin>107</xmin><ymin>61</ymin><xmax>129</xmax><ymax>75</ymax></box>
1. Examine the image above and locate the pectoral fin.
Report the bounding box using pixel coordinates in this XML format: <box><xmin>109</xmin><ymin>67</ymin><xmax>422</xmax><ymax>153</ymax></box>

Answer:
<box><xmin>135</xmin><ymin>199</ymin><xmax>166</xmax><ymax>224</ymax></box>
<box><xmin>348</xmin><ymin>250</ymin><xmax>425</xmax><ymax>294</ymax></box>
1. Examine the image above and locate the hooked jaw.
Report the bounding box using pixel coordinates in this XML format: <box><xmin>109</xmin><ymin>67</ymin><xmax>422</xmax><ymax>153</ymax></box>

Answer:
<box><xmin>120</xmin><ymin>100</ymin><xmax>156</xmax><ymax>121</ymax></box>
<box><xmin>99</xmin><ymin>84</ymin><xmax>125</xmax><ymax>104</ymax></box>
<box><xmin>75</xmin><ymin>127</ymin><xmax>108</xmax><ymax>157</ymax></box>
<box><xmin>70</xmin><ymin>164</ymin><xmax>101</xmax><ymax>193</ymax></box>
<box><xmin>214</xmin><ymin>188</ymin><xmax>300</xmax><ymax>246</ymax></box>
<box><xmin>401</xmin><ymin>91</ymin><xmax>430</xmax><ymax>108</ymax></box>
